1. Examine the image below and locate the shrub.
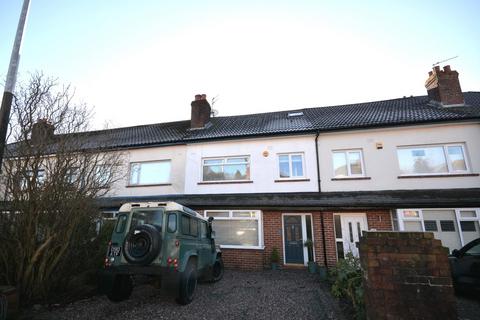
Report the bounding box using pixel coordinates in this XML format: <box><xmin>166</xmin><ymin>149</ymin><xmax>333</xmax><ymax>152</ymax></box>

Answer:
<box><xmin>329</xmin><ymin>253</ymin><xmax>365</xmax><ymax>319</ymax></box>
<box><xmin>270</xmin><ymin>247</ymin><xmax>280</xmax><ymax>264</ymax></box>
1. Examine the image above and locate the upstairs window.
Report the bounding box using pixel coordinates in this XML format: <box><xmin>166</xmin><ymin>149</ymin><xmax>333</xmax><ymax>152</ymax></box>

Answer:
<box><xmin>278</xmin><ymin>153</ymin><xmax>305</xmax><ymax>179</ymax></box>
<box><xmin>21</xmin><ymin>169</ymin><xmax>45</xmax><ymax>189</ymax></box>
<box><xmin>397</xmin><ymin>144</ymin><xmax>468</xmax><ymax>175</ymax></box>
<box><xmin>95</xmin><ymin>165</ymin><xmax>113</xmax><ymax>186</ymax></box>
<box><xmin>66</xmin><ymin>167</ymin><xmax>79</xmax><ymax>184</ymax></box>
<box><xmin>129</xmin><ymin>160</ymin><xmax>171</xmax><ymax>185</ymax></box>
<box><xmin>202</xmin><ymin>156</ymin><xmax>250</xmax><ymax>181</ymax></box>
<box><xmin>332</xmin><ymin>150</ymin><xmax>365</xmax><ymax>177</ymax></box>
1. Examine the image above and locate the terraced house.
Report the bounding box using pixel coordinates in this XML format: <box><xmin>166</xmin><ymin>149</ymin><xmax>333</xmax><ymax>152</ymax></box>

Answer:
<box><xmin>24</xmin><ymin>66</ymin><xmax>480</xmax><ymax>270</ymax></box>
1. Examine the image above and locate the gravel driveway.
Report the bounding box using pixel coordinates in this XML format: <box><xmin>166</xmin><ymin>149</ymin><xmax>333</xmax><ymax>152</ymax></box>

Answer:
<box><xmin>33</xmin><ymin>270</ymin><xmax>346</xmax><ymax>320</ymax></box>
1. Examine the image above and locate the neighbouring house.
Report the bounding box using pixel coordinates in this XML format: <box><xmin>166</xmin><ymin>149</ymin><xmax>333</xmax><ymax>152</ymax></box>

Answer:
<box><xmin>8</xmin><ymin>66</ymin><xmax>480</xmax><ymax>270</ymax></box>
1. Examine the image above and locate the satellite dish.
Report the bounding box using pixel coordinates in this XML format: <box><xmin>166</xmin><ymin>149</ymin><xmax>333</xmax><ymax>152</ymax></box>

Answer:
<box><xmin>211</xmin><ymin>109</ymin><xmax>219</xmax><ymax>117</ymax></box>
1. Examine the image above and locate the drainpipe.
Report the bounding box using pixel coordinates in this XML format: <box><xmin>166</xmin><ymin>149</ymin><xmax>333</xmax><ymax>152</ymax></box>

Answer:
<box><xmin>315</xmin><ymin>131</ymin><xmax>328</xmax><ymax>270</ymax></box>
<box><xmin>314</xmin><ymin>131</ymin><xmax>321</xmax><ymax>193</ymax></box>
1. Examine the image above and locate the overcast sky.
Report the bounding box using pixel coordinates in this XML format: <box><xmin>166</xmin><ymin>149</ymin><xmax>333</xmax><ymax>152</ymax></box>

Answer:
<box><xmin>1</xmin><ymin>0</ymin><xmax>479</xmax><ymax>130</ymax></box>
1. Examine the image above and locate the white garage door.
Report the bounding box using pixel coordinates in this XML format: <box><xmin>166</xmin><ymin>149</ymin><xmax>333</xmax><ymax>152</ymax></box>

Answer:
<box><xmin>422</xmin><ymin>209</ymin><xmax>462</xmax><ymax>252</ymax></box>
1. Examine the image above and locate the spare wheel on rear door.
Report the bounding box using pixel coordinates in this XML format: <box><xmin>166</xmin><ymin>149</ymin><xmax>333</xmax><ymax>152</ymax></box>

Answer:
<box><xmin>123</xmin><ymin>224</ymin><xmax>161</xmax><ymax>265</ymax></box>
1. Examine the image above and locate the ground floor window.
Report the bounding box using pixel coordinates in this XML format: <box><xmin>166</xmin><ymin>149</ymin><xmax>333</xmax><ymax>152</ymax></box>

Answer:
<box><xmin>396</xmin><ymin>208</ymin><xmax>480</xmax><ymax>252</ymax></box>
<box><xmin>204</xmin><ymin>210</ymin><xmax>263</xmax><ymax>249</ymax></box>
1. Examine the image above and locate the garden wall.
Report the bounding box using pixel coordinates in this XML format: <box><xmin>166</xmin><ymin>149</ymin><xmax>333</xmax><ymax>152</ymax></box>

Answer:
<box><xmin>359</xmin><ymin>231</ymin><xmax>457</xmax><ymax>320</ymax></box>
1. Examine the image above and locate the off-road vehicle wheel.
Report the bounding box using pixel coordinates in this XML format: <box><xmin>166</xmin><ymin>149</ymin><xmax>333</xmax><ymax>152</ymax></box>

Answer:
<box><xmin>211</xmin><ymin>256</ymin><xmax>224</xmax><ymax>282</ymax></box>
<box><xmin>107</xmin><ymin>275</ymin><xmax>133</xmax><ymax>302</ymax></box>
<box><xmin>176</xmin><ymin>261</ymin><xmax>197</xmax><ymax>305</ymax></box>
<box><xmin>123</xmin><ymin>224</ymin><xmax>161</xmax><ymax>265</ymax></box>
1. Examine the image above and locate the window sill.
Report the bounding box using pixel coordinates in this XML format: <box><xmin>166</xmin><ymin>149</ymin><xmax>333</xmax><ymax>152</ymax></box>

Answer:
<box><xmin>197</xmin><ymin>180</ymin><xmax>253</xmax><ymax>185</ymax></box>
<box><xmin>219</xmin><ymin>245</ymin><xmax>265</xmax><ymax>250</ymax></box>
<box><xmin>397</xmin><ymin>173</ymin><xmax>479</xmax><ymax>179</ymax></box>
<box><xmin>331</xmin><ymin>177</ymin><xmax>371</xmax><ymax>181</ymax></box>
<box><xmin>126</xmin><ymin>183</ymin><xmax>172</xmax><ymax>187</ymax></box>
<box><xmin>274</xmin><ymin>178</ymin><xmax>310</xmax><ymax>183</ymax></box>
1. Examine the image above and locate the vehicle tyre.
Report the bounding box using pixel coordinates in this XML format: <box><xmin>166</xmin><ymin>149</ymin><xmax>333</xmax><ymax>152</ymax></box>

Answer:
<box><xmin>106</xmin><ymin>275</ymin><xmax>133</xmax><ymax>303</ymax></box>
<box><xmin>176</xmin><ymin>261</ymin><xmax>197</xmax><ymax>305</ymax></box>
<box><xmin>123</xmin><ymin>224</ymin><xmax>161</xmax><ymax>265</ymax></box>
<box><xmin>211</xmin><ymin>256</ymin><xmax>224</xmax><ymax>282</ymax></box>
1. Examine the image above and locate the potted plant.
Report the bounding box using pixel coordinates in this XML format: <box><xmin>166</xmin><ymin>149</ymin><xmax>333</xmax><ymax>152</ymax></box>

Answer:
<box><xmin>270</xmin><ymin>247</ymin><xmax>280</xmax><ymax>270</ymax></box>
<box><xmin>304</xmin><ymin>239</ymin><xmax>317</xmax><ymax>273</ymax></box>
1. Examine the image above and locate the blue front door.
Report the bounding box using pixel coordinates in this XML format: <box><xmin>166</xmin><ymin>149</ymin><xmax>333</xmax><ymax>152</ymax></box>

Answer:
<box><xmin>284</xmin><ymin>215</ymin><xmax>304</xmax><ymax>264</ymax></box>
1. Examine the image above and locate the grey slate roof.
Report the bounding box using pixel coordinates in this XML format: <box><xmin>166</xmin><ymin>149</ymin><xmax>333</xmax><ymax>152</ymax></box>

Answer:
<box><xmin>12</xmin><ymin>92</ymin><xmax>480</xmax><ymax>150</ymax></box>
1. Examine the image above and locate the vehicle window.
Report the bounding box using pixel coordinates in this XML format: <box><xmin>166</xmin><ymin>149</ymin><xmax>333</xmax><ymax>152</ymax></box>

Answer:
<box><xmin>181</xmin><ymin>215</ymin><xmax>198</xmax><ymax>237</ymax></box>
<box><xmin>200</xmin><ymin>221</ymin><xmax>208</xmax><ymax>239</ymax></box>
<box><xmin>190</xmin><ymin>219</ymin><xmax>198</xmax><ymax>237</ymax></box>
<box><xmin>181</xmin><ymin>215</ymin><xmax>190</xmax><ymax>235</ymax></box>
<box><xmin>465</xmin><ymin>243</ymin><xmax>480</xmax><ymax>256</ymax></box>
<box><xmin>167</xmin><ymin>213</ymin><xmax>177</xmax><ymax>233</ymax></box>
<box><xmin>115</xmin><ymin>214</ymin><xmax>127</xmax><ymax>233</ymax></box>
<box><xmin>130</xmin><ymin>209</ymin><xmax>163</xmax><ymax>231</ymax></box>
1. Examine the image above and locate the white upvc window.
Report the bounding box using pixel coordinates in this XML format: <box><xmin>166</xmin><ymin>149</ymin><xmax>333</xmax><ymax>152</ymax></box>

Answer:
<box><xmin>204</xmin><ymin>210</ymin><xmax>263</xmax><ymax>249</ymax></box>
<box><xmin>21</xmin><ymin>169</ymin><xmax>45</xmax><ymax>189</ymax></box>
<box><xmin>95</xmin><ymin>164</ymin><xmax>113</xmax><ymax>186</ymax></box>
<box><xmin>396</xmin><ymin>208</ymin><xmax>480</xmax><ymax>251</ymax></box>
<box><xmin>278</xmin><ymin>153</ymin><xmax>305</xmax><ymax>179</ymax></box>
<box><xmin>66</xmin><ymin>167</ymin><xmax>80</xmax><ymax>184</ymax></box>
<box><xmin>129</xmin><ymin>160</ymin><xmax>171</xmax><ymax>185</ymax></box>
<box><xmin>202</xmin><ymin>156</ymin><xmax>250</xmax><ymax>182</ymax></box>
<box><xmin>332</xmin><ymin>149</ymin><xmax>365</xmax><ymax>178</ymax></box>
<box><xmin>397</xmin><ymin>143</ymin><xmax>469</xmax><ymax>176</ymax></box>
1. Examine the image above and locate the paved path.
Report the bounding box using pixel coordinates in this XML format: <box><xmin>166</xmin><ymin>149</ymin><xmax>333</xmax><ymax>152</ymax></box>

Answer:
<box><xmin>34</xmin><ymin>270</ymin><xmax>347</xmax><ymax>320</ymax></box>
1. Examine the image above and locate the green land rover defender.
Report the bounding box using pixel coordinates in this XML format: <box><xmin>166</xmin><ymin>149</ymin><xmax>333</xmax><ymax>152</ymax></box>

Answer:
<box><xmin>100</xmin><ymin>202</ymin><xmax>224</xmax><ymax>305</ymax></box>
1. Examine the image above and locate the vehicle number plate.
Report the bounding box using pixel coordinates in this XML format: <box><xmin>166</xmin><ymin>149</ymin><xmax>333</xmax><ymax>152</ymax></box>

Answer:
<box><xmin>109</xmin><ymin>246</ymin><xmax>121</xmax><ymax>256</ymax></box>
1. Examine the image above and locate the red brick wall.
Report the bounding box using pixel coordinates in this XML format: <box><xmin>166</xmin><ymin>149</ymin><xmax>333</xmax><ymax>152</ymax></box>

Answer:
<box><xmin>204</xmin><ymin>209</ymin><xmax>393</xmax><ymax>270</ymax></box>
<box><xmin>312</xmin><ymin>212</ymin><xmax>324</xmax><ymax>266</ymax></box>
<box><xmin>366</xmin><ymin>210</ymin><xmax>393</xmax><ymax>231</ymax></box>
<box><xmin>360</xmin><ymin>232</ymin><xmax>457</xmax><ymax>319</ymax></box>
<box><xmin>221</xmin><ymin>248</ymin><xmax>263</xmax><ymax>271</ymax></box>
<box><xmin>318</xmin><ymin>212</ymin><xmax>338</xmax><ymax>268</ymax></box>
<box><xmin>263</xmin><ymin>211</ymin><xmax>284</xmax><ymax>266</ymax></box>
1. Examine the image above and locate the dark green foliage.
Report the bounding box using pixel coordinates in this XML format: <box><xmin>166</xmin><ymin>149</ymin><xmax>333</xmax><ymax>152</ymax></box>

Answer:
<box><xmin>270</xmin><ymin>247</ymin><xmax>280</xmax><ymax>263</ymax></box>
<box><xmin>329</xmin><ymin>253</ymin><xmax>365</xmax><ymax>320</ymax></box>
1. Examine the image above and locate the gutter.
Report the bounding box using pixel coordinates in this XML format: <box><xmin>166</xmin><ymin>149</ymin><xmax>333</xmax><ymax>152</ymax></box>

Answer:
<box><xmin>314</xmin><ymin>130</ymin><xmax>328</xmax><ymax>269</ymax></box>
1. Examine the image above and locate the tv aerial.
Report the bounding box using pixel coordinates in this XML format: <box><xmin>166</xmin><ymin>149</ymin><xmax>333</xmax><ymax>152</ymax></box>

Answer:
<box><xmin>432</xmin><ymin>56</ymin><xmax>458</xmax><ymax>67</ymax></box>
<box><xmin>210</xmin><ymin>95</ymin><xmax>219</xmax><ymax>117</ymax></box>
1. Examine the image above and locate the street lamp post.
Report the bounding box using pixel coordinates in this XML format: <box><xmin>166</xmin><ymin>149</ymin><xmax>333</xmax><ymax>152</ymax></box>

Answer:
<box><xmin>0</xmin><ymin>0</ymin><xmax>31</xmax><ymax>168</ymax></box>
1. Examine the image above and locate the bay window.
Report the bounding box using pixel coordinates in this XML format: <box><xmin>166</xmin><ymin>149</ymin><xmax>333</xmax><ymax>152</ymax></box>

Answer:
<box><xmin>204</xmin><ymin>210</ymin><xmax>263</xmax><ymax>248</ymax></box>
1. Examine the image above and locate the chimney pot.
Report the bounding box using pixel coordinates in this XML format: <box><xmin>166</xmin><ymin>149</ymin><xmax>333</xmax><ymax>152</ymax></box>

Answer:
<box><xmin>425</xmin><ymin>65</ymin><xmax>464</xmax><ymax>106</ymax></box>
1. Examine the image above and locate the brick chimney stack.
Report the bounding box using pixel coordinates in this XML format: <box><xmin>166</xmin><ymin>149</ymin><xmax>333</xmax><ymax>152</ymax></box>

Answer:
<box><xmin>31</xmin><ymin>119</ymin><xmax>55</xmax><ymax>144</ymax></box>
<box><xmin>425</xmin><ymin>65</ymin><xmax>464</xmax><ymax>106</ymax></box>
<box><xmin>190</xmin><ymin>94</ymin><xmax>211</xmax><ymax>129</ymax></box>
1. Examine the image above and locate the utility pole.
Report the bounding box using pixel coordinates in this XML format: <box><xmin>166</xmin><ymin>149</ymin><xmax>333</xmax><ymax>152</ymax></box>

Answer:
<box><xmin>0</xmin><ymin>0</ymin><xmax>31</xmax><ymax>168</ymax></box>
